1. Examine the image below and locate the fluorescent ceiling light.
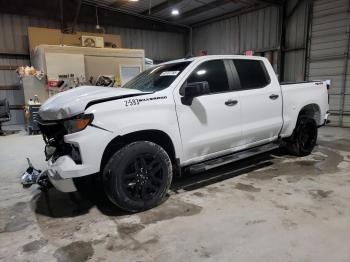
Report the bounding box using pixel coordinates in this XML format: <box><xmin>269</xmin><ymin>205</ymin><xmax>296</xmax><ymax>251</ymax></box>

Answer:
<box><xmin>171</xmin><ymin>9</ymin><xmax>180</xmax><ymax>16</ymax></box>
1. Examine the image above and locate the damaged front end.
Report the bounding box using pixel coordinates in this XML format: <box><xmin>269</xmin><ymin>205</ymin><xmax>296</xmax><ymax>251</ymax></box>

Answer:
<box><xmin>39</xmin><ymin>115</ymin><xmax>91</xmax><ymax>163</ymax></box>
<box><xmin>21</xmin><ymin>85</ymin><xmax>131</xmax><ymax>191</ymax></box>
<box><xmin>21</xmin><ymin>114</ymin><xmax>92</xmax><ymax>190</ymax></box>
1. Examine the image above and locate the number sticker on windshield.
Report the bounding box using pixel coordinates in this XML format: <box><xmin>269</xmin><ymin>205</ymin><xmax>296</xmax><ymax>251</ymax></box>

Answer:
<box><xmin>160</xmin><ymin>71</ymin><xmax>180</xmax><ymax>76</ymax></box>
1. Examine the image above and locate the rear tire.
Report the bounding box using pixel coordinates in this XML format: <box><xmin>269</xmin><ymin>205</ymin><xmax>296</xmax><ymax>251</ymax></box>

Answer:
<box><xmin>285</xmin><ymin>116</ymin><xmax>318</xmax><ymax>156</ymax></box>
<box><xmin>102</xmin><ymin>141</ymin><xmax>172</xmax><ymax>212</ymax></box>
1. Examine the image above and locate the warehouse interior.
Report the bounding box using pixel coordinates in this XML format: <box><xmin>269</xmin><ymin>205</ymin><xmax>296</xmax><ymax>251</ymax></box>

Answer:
<box><xmin>0</xmin><ymin>0</ymin><xmax>349</xmax><ymax>261</ymax></box>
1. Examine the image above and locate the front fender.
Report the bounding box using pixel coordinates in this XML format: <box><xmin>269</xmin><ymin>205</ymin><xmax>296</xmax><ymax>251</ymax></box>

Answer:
<box><xmin>85</xmin><ymin>93</ymin><xmax>183</xmax><ymax>161</ymax></box>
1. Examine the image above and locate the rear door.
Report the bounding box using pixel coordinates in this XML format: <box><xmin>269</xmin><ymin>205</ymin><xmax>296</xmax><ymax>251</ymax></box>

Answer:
<box><xmin>174</xmin><ymin>59</ymin><xmax>242</xmax><ymax>165</ymax></box>
<box><xmin>232</xmin><ymin>59</ymin><xmax>282</xmax><ymax>145</ymax></box>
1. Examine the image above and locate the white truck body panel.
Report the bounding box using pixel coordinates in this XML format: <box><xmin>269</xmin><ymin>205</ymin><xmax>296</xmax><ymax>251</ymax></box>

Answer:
<box><xmin>37</xmin><ymin>55</ymin><xmax>329</xmax><ymax>192</ymax></box>
<box><xmin>279</xmin><ymin>82</ymin><xmax>329</xmax><ymax>137</ymax></box>
<box><xmin>84</xmin><ymin>90</ymin><xmax>183</xmax><ymax>167</ymax></box>
<box><xmin>39</xmin><ymin>86</ymin><xmax>144</xmax><ymax>120</ymax></box>
<box><xmin>238</xmin><ymin>68</ymin><xmax>283</xmax><ymax>145</ymax></box>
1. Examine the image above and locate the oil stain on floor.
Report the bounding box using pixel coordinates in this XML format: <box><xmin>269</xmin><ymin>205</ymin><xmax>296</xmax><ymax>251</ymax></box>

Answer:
<box><xmin>0</xmin><ymin>202</ymin><xmax>32</xmax><ymax>233</ymax></box>
<box><xmin>22</xmin><ymin>239</ymin><xmax>48</xmax><ymax>253</ymax></box>
<box><xmin>136</xmin><ymin>198</ymin><xmax>202</xmax><ymax>225</ymax></box>
<box><xmin>309</xmin><ymin>189</ymin><xmax>333</xmax><ymax>199</ymax></box>
<box><xmin>53</xmin><ymin>241</ymin><xmax>94</xmax><ymax>262</ymax></box>
<box><xmin>235</xmin><ymin>183</ymin><xmax>261</xmax><ymax>192</ymax></box>
<box><xmin>245</xmin><ymin>146</ymin><xmax>344</xmax><ymax>183</ymax></box>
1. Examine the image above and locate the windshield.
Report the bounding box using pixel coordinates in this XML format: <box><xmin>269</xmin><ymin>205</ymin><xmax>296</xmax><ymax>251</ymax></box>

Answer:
<box><xmin>123</xmin><ymin>61</ymin><xmax>191</xmax><ymax>92</ymax></box>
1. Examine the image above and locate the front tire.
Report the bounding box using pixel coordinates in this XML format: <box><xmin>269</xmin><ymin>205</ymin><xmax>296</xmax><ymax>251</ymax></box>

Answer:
<box><xmin>103</xmin><ymin>141</ymin><xmax>172</xmax><ymax>212</ymax></box>
<box><xmin>285</xmin><ymin>116</ymin><xmax>318</xmax><ymax>156</ymax></box>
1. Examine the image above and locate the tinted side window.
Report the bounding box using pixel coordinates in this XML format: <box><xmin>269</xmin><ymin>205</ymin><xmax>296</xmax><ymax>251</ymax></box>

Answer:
<box><xmin>187</xmin><ymin>60</ymin><xmax>230</xmax><ymax>93</ymax></box>
<box><xmin>233</xmin><ymin>59</ymin><xmax>270</xmax><ymax>89</ymax></box>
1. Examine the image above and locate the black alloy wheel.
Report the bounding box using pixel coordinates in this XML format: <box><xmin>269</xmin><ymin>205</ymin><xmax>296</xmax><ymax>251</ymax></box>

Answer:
<box><xmin>286</xmin><ymin>116</ymin><xmax>318</xmax><ymax>156</ymax></box>
<box><xmin>298</xmin><ymin>120</ymin><xmax>317</xmax><ymax>151</ymax></box>
<box><xmin>122</xmin><ymin>153</ymin><xmax>166</xmax><ymax>201</ymax></box>
<box><xmin>103</xmin><ymin>141</ymin><xmax>172</xmax><ymax>212</ymax></box>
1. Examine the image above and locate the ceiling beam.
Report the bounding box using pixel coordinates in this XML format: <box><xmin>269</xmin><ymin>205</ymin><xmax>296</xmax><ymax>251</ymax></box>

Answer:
<box><xmin>0</xmin><ymin>0</ymin><xmax>189</xmax><ymax>33</ymax></box>
<box><xmin>286</xmin><ymin>0</ymin><xmax>309</xmax><ymax>20</ymax></box>
<box><xmin>82</xmin><ymin>0</ymin><xmax>190</xmax><ymax>30</ymax></box>
<box><xmin>191</xmin><ymin>3</ymin><xmax>268</xmax><ymax>27</ymax></box>
<box><xmin>141</xmin><ymin>0</ymin><xmax>184</xmax><ymax>15</ymax></box>
<box><xmin>109</xmin><ymin>0</ymin><xmax>130</xmax><ymax>8</ymax></box>
<box><xmin>253</xmin><ymin>0</ymin><xmax>282</xmax><ymax>6</ymax></box>
<box><xmin>173</xmin><ymin>0</ymin><xmax>241</xmax><ymax>20</ymax></box>
<box><xmin>71</xmin><ymin>0</ymin><xmax>82</xmax><ymax>33</ymax></box>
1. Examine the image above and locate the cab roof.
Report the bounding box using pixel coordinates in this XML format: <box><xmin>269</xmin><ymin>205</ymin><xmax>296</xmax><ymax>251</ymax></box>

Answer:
<box><xmin>160</xmin><ymin>55</ymin><xmax>267</xmax><ymax>65</ymax></box>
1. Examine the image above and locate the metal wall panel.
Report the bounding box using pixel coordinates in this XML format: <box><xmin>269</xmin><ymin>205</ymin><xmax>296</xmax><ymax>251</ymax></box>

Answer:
<box><xmin>284</xmin><ymin>50</ymin><xmax>305</xmax><ymax>81</ymax></box>
<box><xmin>0</xmin><ymin>110</ymin><xmax>25</xmax><ymax>127</ymax></box>
<box><xmin>307</xmin><ymin>0</ymin><xmax>350</xmax><ymax>127</ymax></box>
<box><xmin>0</xmin><ymin>13</ymin><xmax>185</xmax><ymax>126</ymax></box>
<box><xmin>192</xmin><ymin>17</ymin><xmax>240</xmax><ymax>55</ymax></box>
<box><xmin>192</xmin><ymin>6</ymin><xmax>280</xmax><ymax>55</ymax></box>
<box><xmin>283</xmin><ymin>0</ymin><xmax>310</xmax><ymax>82</ymax></box>
<box><xmin>0</xmin><ymin>13</ymin><xmax>185</xmax><ymax>59</ymax></box>
<box><xmin>106</xmin><ymin>26</ymin><xmax>185</xmax><ymax>60</ymax></box>
<box><xmin>0</xmin><ymin>56</ymin><xmax>29</xmax><ymax>126</ymax></box>
<box><xmin>0</xmin><ymin>14</ymin><xmax>60</xmax><ymax>54</ymax></box>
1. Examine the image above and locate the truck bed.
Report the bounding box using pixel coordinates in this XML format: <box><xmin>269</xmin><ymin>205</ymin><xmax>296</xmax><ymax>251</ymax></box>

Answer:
<box><xmin>279</xmin><ymin>81</ymin><xmax>329</xmax><ymax>137</ymax></box>
<box><xmin>280</xmin><ymin>80</ymin><xmax>322</xmax><ymax>86</ymax></box>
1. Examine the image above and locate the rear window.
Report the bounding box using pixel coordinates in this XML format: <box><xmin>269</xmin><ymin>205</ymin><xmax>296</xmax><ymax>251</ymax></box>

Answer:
<box><xmin>233</xmin><ymin>59</ymin><xmax>270</xmax><ymax>89</ymax></box>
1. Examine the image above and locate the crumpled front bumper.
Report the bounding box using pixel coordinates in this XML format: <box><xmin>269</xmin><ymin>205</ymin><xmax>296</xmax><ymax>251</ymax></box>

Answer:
<box><xmin>22</xmin><ymin>121</ymin><xmax>113</xmax><ymax>192</ymax></box>
<box><xmin>46</xmin><ymin>153</ymin><xmax>100</xmax><ymax>192</ymax></box>
<box><xmin>46</xmin><ymin>125</ymin><xmax>113</xmax><ymax>192</ymax></box>
<box><xmin>20</xmin><ymin>158</ymin><xmax>77</xmax><ymax>192</ymax></box>
<box><xmin>46</xmin><ymin>157</ymin><xmax>78</xmax><ymax>192</ymax></box>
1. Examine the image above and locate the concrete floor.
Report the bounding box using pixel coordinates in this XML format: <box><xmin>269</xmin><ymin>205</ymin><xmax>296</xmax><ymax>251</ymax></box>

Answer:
<box><xmin>0</xmin><ymin>127</ymin><xmax>350</xmax><ymax>262</ymax></box>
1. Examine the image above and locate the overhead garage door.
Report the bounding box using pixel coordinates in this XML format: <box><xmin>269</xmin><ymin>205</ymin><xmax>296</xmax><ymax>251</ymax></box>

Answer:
<box><xmin>307</xmin><ymin>0</ymin><xmax>350</xmax><ymax>127</ymax></box>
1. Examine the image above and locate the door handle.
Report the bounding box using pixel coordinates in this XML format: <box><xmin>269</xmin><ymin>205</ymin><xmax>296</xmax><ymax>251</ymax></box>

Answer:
<box><xmin>225</xmin><ymin>99</ymin><xmax>238</xmax><ymax>106</ymax></box>
<box><xmin>269</xmin><ymin>94</ymin><xmax>279</xmax><ymax>100</ymax></box>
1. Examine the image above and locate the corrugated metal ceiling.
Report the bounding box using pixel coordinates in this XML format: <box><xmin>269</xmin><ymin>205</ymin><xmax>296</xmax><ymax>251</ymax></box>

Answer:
<box><xmin>90</xmin><ymin>0</ymin><xmax>276</xmax><ymax>26</ymax></box>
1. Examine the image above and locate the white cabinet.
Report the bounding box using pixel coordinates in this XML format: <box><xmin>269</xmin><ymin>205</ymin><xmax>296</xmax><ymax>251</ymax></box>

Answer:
<box><xmin>29</xmin><ymin>45</ymin><xmax>145</xmax><ymax>101</ymax></box>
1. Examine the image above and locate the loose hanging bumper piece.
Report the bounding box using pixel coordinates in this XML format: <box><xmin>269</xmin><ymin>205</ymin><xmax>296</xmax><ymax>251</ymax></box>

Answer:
<box><xmin>21</xmin><ymin>158</ymin><xmax>51</xmax><ymax>189</ymax></box>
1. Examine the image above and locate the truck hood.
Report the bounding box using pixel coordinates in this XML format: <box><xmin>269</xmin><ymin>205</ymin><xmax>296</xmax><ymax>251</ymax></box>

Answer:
<box><xmin>39</xmin><ymin>86</ymin><xmax>146</xmax><ymax>120</ymax></box>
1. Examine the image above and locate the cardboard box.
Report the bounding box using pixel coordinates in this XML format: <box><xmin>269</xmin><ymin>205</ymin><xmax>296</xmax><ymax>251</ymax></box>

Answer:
<box><xmin>81</xmin><ymin>35</ymin><xmax>104</xmax><ymax>48</ymax></box>
<box><xmin>28</xmin><ymin>27</ymin><xmax>121</xmax><ymax>52</ymax></box>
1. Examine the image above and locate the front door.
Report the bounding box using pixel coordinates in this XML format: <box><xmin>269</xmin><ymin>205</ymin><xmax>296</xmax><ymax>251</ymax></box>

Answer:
<box><xmin>174</xmin><ymin>59</ymin><xmax>242</xmax><ymax>165</ymax></box>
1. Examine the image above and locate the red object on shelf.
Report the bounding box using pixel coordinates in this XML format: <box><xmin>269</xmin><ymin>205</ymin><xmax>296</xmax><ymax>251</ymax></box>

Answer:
<box><xmin>198</xmin><ymin>50</ymin><xmax>208</xmax><ymax>56</ymax></box>
<box><xmin>48</xmin><ymin>80</ymin><xmax>58</xmax><ymax>88</ymax></box>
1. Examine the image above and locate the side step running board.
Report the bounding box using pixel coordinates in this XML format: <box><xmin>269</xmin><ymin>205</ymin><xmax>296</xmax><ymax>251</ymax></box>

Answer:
<box><xmin>188</xmin><ymin>143</ymin><xmax>279</xmax><ymax>174</ymax></box>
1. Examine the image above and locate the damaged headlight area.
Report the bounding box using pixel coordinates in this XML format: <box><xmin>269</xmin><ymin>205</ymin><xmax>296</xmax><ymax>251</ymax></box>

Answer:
<box><xmin>63</xmin><ymin>114</ymin><xmax>94</xmax><ymax>134</ymax></box>
<box><xmin>38</xmin><ymin>114</ymin><xmax>93</xmax><ymax>163</ymax></box>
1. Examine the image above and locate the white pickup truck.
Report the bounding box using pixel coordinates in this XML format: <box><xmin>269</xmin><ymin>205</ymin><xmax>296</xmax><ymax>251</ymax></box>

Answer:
<box><xmin>22</xmin><ymin>55</ymin><xmax>329</xmax><ymax>212</ymax></box>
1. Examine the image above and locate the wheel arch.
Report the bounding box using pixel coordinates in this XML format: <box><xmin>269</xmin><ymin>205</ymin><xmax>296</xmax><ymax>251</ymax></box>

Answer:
<box><xmin>100</xmin><ymin>129</ymin><xmax>177</xmax><ymax>172</ymax></box>
<box><xmin>298</xmin><ymin>103</ymin><xmax>321</xmax><ymax>125</ymax></box>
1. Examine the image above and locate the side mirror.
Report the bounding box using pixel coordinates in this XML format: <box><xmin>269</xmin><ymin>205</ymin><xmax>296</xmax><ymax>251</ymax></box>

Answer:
<box><xmin>180</xmin><ymin>81</ymin><xmax>210</xmax><ymax>105</ymax></box>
